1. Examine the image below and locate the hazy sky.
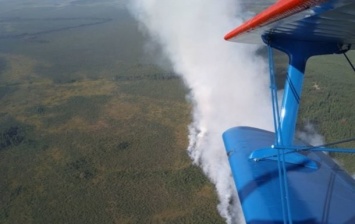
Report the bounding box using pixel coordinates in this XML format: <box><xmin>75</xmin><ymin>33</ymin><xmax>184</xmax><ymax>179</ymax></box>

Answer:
<box><xmin>0</xmin><ymin>0</ymin><xmax>277</xmax><ymax>17</ymax></box>
<box><xmin>0</xmin><ymin>0</ymin><xmax>127</xmax><ymax>13</ymax></box>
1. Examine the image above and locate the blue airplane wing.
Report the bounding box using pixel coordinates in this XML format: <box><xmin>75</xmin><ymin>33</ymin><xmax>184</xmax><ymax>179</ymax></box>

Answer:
<box><xmin>223</xmin><ymin>0</ymin><xmax>355</xmax><ymax>223</ymax></box>
<box><xmin>223</xmin><ymin>127</ymin><xmax>355</xmax><ymax>223</ymax></box>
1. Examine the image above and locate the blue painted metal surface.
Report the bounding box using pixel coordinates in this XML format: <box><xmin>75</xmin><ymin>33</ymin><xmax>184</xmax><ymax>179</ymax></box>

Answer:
<box><xmin>223</xmin><ymin>127</ymin><xmax>355</xmax><ymax>223</ymax></box>
<box><xmin>262</xmin><ymin>38</ymin><xmax>350</xmax><ymax>145</ymax></box>
<box><xmin>223</xmin><ymin>38</ymin><xmax>353</xmax><ymax>223</ymax></box>
<box><xmin>249</xmin><ymin>148</ymin><xmax>318</xmax><ymax>169</ymax></box>
<box><xmin>222</xmin><ymin>0</ymin><xmax>355</xmax><ymax>223</ymax></box>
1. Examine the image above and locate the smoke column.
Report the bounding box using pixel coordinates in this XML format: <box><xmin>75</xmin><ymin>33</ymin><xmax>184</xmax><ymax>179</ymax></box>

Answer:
<box><xmin>128</xmin><ymin>1</ymin><xmax>273</xmax><ymax>223</ymax></box>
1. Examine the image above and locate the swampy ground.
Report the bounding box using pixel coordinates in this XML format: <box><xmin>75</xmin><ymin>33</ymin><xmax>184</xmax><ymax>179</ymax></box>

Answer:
<box><xmin>0</xmin><ymin>1</ymin><xmax>354</xmax><ymax>224</ymax></box>
<box><xmin>0</xmin><ymin>2</ymin><xmax>223</xmax><ymax>223</ymax></box>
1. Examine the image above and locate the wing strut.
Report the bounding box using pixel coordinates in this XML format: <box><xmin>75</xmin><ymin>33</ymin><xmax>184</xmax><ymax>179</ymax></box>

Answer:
<box><xmin>343</xmin><ymin>53</ymin><xmax>355</xmax><ymax>72</ymax></box>
<box><xmin>267</xmin><ymin>44</ymin><xmax>292</xmax><ymax>224</ymax></box>
<box><xmin>263</xmin><ymin>36</ymin><xmax>351</xmax><ymax>145</ymax></box>
<box><xmin>249</xmin><ymin>37</ymin><xmax>352</xmax><ymax>167</ymax></box>
<box><xmin>223</xmin><ymin>1</ymin><xmax>355</xmax><ymax>223</ymax></box>
<box><xmin>245</xmin><ymin>36</ymin><xmax>352</xmax><ymax>223</ymax></box>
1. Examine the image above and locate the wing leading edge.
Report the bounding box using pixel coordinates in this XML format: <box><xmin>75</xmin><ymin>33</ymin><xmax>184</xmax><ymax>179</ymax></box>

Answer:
<box><xmin>225</xmin><ymin>0</ymin><xmax>355</xmax><ymax>46</ymax></box>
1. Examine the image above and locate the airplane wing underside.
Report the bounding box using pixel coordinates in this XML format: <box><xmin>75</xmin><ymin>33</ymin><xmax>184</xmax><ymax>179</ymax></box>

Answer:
<box><xmin>226</xmin><ymin>0</ymin><xmax>355</xmax><ymax>46</ymax></box>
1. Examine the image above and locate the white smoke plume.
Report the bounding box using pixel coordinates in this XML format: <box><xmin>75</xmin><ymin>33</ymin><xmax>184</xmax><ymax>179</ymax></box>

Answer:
<box><xmin>296</xmin><ymin>121</ymin><xmax>325</xmax><ymax>146</ymax></box>
<box><xmin>127</xmin><ymin>1</ymin><xmax>273</xmax><ymax>223</ymax></box>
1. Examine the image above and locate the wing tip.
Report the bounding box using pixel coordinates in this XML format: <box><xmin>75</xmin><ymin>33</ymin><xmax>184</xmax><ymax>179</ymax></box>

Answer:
<box><xmin>224</xmin><ymin>33</ymin><xmax>233</xmax><ymax>41</ymax></box>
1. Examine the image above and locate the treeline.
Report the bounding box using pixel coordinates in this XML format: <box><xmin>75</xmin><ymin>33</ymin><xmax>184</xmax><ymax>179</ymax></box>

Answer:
<box><xmin>115</xmin><ymin>73</ymin><xmax>179</xmax><ymax>81</ymax></box>
<box><xmin>0</xmin><ymin>17</ymin><xmax>112</xmax><ymax>40</ymax></box>
<box><xmin>297</xmin><ymin>52</ymin><xmax>355</xmax><ymax>172</ymax></box>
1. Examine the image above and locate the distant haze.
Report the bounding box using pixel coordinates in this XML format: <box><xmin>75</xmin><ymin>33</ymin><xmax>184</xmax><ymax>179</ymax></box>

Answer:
<box><xmin>128</xmin><ymin>1</ymin><xmax>273</xmax><ymax>223</ymax></box>
<box><xmin>0</xmin><ymin>0</ymin><xmax>126</xmax><ymax>10</ymax></box>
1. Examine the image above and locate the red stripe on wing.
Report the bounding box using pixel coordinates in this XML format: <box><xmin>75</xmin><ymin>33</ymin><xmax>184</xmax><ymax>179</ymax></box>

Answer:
<box><xmin>224</xmin><ymin>0</ymin><xmax>327</xmax><ymax>41</ymax></box>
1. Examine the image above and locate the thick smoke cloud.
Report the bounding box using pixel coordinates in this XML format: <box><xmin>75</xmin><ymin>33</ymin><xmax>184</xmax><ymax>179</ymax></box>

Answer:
<box><xmin>128</xmin><ymin>1</ymin><xmax>273</xmax><ymax>223</ymax></box>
